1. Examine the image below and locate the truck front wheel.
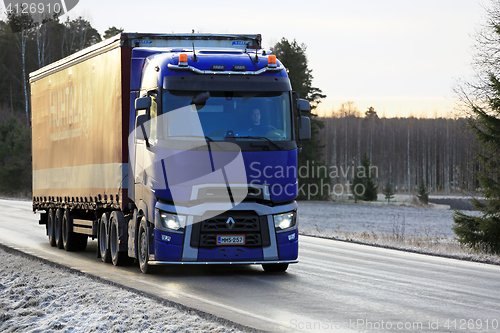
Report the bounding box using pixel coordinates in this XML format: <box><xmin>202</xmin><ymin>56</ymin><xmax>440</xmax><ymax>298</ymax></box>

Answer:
<box><xmin>138</xmin><ymin>219</ymin><xmax>150</xmax><ymax>274</ymax></box>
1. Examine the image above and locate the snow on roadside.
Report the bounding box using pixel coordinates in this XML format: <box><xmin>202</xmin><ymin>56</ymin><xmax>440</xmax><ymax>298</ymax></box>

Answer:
<box><xmin>298</xmin><ymin>200</ymin><xmax>465</xmax><ymax>237</ymax></box>
<box><xmin>297</xmin><ymin>200</ymin><xmax>500</xmax><ymax>265</ymax></box>
<box><xmin>0</xmin><ymin>248</ymin><xmax>247</xmax><ymax>333</ymax></box>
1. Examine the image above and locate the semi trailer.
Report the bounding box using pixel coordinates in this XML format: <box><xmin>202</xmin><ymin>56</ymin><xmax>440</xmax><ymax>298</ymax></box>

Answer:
<box><xmin>30</xmin><ymin>33</ymin><xmax>311</xmax><ymax>273</ymax></box>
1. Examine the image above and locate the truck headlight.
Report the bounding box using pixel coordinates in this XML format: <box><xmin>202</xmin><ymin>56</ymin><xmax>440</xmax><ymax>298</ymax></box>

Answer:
<box><xmin>273</xmin><ymin>211</ymin><xmax>296</xmax><ymax>232</ymax></box>
<box><xmin>155</xmin><ymin>209</ymin><xmax>186</xmax><ymax>233</ymax></box>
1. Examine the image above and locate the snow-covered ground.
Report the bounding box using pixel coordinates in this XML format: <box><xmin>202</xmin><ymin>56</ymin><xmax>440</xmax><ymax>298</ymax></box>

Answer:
<box><xmin>1</xmin><ymin>197</ymin><xmax>498</xmax><ymax>333</ymax></box>
<box><xmin>298</xmin><ymin>199</ymin><xmax>500</xmax><ymax>264</ymax></box>
<box><xmin>0</xmin><ymin>247</ymin><xmax>246</xmax><ymax>333</ymax></box>
<box><xmin>299</xmin><ymin>199</ymin><xmax>458</xmax><ymax>238</ymax></box>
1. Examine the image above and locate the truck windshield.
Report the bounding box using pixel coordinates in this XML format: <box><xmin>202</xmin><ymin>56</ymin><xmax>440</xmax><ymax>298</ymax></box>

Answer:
<box><xmin>161</xmin><ymin>91</ymin><xmax>292</xmax><ymax>141</ymax></box>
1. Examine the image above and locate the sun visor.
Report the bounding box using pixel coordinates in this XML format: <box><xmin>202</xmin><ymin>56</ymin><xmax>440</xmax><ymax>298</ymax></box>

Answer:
<box><xmin>163</xmin><ymin>75</ymin><xmax>291</xmax><ymax>92</ymax></box>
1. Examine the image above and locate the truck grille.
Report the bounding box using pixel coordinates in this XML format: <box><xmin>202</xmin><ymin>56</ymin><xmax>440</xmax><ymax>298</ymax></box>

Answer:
<box><xmin>201</xmin><ymin>215</ymin><xmax>260</xmax><ymax>232</ymax></box>
<box><xmin>191</xmin><ymin>211</ymin><xmax>270</xmax><ymax>248</ymax></box>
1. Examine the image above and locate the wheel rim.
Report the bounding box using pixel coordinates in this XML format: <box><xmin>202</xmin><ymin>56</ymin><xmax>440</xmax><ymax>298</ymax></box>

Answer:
<box><xmin>139</xmin><ymin>229</ymin><xmax>147</xmax><ymax>264</ymax></box>
<box><xmin>110</xmin><ymin>223</ymin><xmax>117</xmax><ymax>258</ymax></box>
<box><xmin>100</xmin><ymin>221</ymin><xmax>106</xmax><ymax>256</ymax></box>
<box><xmin>62</xmin><ymin>216</ymin><xmax>67</xmax><ymax>245</ymax></box>
<box><xmin>55</xmin><ymin>215</ymin><xmax>60</xmax><ymax>241</ymax></box>
<box><xmin>48</xmin><ymin>213</ymin><xmax>53</xmax><ymax>239</ymax></box>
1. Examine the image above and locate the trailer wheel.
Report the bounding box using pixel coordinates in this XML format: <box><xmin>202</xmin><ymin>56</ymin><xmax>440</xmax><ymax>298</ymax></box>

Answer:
<box><xmin>262</xmin><ymin>263</ymin><xmax>289</xmax><ymax>273</ymax></box>
<box><xmin>55</xmin><ymin>208</ymin><xmax>64</xmax><ymax>249</ymax></box>
<box><xmin>99</xmin><ymin>213</ymin><xmax>111</xmax><ymax>263</ymax></box>
<box><xmin>47</xmin><ymin>209</ymin><xmax>56</xmax><ymax>247</ymax></box>
<box><xmin>110</xmin><ymin>211</ymin><xmax>127</xmax><ymax>266</ymax></box>
<box><xmin>61</xmin><ymin>209</ymin><xmax>88</xmax><ymax>252</ymax></box>
<box><xmin>62</xmin><ymin>209</ymin><xmax>76</xmax><ymax>251</ymax></box>
<box><xmin>138</xmin><ymin>218</ymin><xmax>150</xmax><ymax>274</ymax></box>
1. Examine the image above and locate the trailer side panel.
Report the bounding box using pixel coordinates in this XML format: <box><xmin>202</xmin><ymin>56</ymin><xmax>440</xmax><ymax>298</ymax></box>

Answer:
<box><xmin>31</xmin><ymin>46</ymin><xmax>129</xmax><ymax>211</ymax></box>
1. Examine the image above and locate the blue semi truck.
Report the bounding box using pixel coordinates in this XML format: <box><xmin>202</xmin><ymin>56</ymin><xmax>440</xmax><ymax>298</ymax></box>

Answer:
<box><xmin>30</xmin><ymin>33</ymin><xmax>311</xmax><ymax>273</ymax></box>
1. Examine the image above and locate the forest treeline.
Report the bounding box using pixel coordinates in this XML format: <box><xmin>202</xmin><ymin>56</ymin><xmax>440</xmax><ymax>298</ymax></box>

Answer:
<box><xmin>317</xmin><ymin>105</ymin><xmax>481</xmax><ymax>196</ymax></box>
<box><xmin>0</xmin><ymin>15</ymin><xmax>482</xmax><ymax>198</ymax></box>
<box><xmin>0</xmin><ymin>15</ymin><xmax>120</xmax><ymax>195</ymax></box>
<box><xmin>0</xmin><ymin>15</ymin><xmax>121</xmax><ymax>119</ymax></box>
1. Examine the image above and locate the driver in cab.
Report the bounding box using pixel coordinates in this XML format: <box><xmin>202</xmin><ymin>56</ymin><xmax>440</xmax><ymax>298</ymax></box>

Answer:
<box><xmin>248</xmin><ymin>108</ymin><xmax>262</xmax><ymax>132</ymax></box>
<box><xmin>248</xmin><ymin>108</ymin><xmax>275</xmax><ymax>135</ymax></box>
<box><xmin>247</xmin><ymin>108</ymin><xmax>277</xmax><ymax>136</ymax></box>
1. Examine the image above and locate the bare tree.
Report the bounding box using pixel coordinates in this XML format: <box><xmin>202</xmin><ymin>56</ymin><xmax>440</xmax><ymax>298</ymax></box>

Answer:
<box><xmin>8</xmin><ymin>13</ymin><xmax>35</xmax><ymax>125</ymax></box>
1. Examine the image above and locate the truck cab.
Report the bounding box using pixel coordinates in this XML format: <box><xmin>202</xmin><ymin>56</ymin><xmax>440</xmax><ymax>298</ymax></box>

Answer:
<box><xmin>127</xmin><ymin>35</ymin><xmax>311</xmax><ymax>273</ymax></box>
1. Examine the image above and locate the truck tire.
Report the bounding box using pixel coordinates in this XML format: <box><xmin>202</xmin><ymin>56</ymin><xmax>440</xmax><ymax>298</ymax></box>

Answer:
<box><xmin>99</xmin><ymin>212</ymin><xmax>111</xmax><ymax>263</ymax></box>
<box><xmin>55</xmin><ymin>208</ymin><xmax>64</xmax><ymax>249</ymax></box>
<box><xmin>61</xmin><ymin>209</ymin><xmax>88</xmax><ymax>252</ymax></box>
<box><xmin>138</xmin><ymin>218</ymin><xmax>151</xmax><ymax>274</ymax></box>
<box><xmin>47</xmin><ymin>209</ymin><xmax>56</xmax><ymax>247</ymax></box>
<box><xmin>62</xmin><ymin>209</ymin><xmax>75</xmax><ymax>251</ymax></box>
<box><xmin>262</xmin><ymin>263</ymin><xmax>289</xmax><ymax>273</ymax></box>
<box><xmin>110</xmin><ymin>211</ymin><xmax>127</xmax><ymax>266</ymax></box>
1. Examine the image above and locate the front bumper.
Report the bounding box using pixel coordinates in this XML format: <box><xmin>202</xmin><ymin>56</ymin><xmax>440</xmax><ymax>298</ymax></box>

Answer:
<box><xmin>152</xmin><ymin>201</ymin><xmax>299</xmax><ymax>263</ymax></box>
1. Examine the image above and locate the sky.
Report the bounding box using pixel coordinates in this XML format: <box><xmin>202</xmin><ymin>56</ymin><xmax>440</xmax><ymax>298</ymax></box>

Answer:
<box><xmin>1</xmin><ymin>0</ymin><xmax>489</xmax><ymax>117</ymax></box>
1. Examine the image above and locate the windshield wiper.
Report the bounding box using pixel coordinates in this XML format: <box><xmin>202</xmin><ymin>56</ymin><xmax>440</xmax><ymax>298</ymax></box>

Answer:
<box><xmin>234</xmin><ymin>136</ymin><xmax>283</xmax><ymax>150</ymax></box>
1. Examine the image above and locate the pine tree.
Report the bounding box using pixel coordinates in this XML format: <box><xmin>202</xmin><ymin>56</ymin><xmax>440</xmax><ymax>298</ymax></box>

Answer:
<box><xmin>272</xmin><ymin>38</ymin><xmax>328</xmax><ymax>200</ymax></box>
<box><xmin>452</xmin><ymin>2</ymin><xmax>500</xmax><ymax>254</ymax></box>
<box><xmin>104</xmin><ymin>26</ymin><xmax>124</xmax><ymax>39</ymax></box>
<box><xmin>453</xmin><ymin>85</ymin><xmax>500</xmax><ymax>252</ymax></box>
<box><xmin>382</xmin><ymin>181</ymin><xmax>395</xmax><ymax>203</ymax></box>
<box><xmin>352</xmin><ymin>153</ymin><xmax>378</xmax><ymax>202</ymax></box>
<box><xmin>352</xmin><ymin>165</ymin><xmax>363</xmax><ymax>203</ymax></box>
<box><xmin>62</xmin><ymin>17</ymin><xmax>101</xmax><ymax>57</ymax></box>
<box><xmin>416</xmin><ymin>180</ymin><xmax>429</xmax><ymax>204</ymax></box>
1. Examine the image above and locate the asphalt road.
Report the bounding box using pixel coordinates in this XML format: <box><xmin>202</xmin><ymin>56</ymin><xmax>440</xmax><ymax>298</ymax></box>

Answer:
<box><xmin>1</xmin><ymin>198</ymin><xmax>499</xmax><ymax>332</ymax></box>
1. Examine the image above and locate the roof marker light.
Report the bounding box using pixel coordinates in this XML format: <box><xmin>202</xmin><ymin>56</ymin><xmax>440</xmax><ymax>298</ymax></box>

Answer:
<box><xmin>268</xmin><ymin>55</ymin><xmax>277</xmax><ymax>68</ymax></box>
<box><xmin>179</xmin><ymin>53</ymin><xmax>188</xmax><ymax>67</ymax></box>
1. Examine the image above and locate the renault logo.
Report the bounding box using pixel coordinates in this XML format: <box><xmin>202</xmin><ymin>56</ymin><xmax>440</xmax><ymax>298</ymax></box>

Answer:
<box><xmin>226</xmin><ymin>217</ymin><xmax>235</xmax><ymax>229</ymax></box>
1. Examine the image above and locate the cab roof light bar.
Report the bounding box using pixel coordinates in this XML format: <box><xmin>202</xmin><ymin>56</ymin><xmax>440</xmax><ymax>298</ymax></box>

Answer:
<box><xmin>169</xmin><ymin>55</ymin><xmax>283</xmax><ymax>75</ymax></box>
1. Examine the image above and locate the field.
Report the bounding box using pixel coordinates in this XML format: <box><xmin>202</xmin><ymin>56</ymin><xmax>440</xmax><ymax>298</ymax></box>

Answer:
<box><xmin>298</xmin><ymin>196</ymin><xmax>500</xmax><ymax>264</ymax></box>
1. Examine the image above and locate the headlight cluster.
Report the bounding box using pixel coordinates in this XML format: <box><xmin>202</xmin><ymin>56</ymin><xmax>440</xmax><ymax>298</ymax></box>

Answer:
<box><xmin>155</xmin><ymin>209</ymin><xmax>186</xmax><ymax>233</ymax></box>
<box><xmin>273</xmin><ymin>211</ymin><xmax>296</xmax><ymax>232</ymax></box>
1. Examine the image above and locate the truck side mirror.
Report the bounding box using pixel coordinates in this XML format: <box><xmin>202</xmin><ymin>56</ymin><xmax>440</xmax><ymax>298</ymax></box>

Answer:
<box><xmin>297</xmin><ymin>99</ymin><xmax>310</xmax><ymax>113</ymax></box>
<box><xmin>135</xmin><ymin>96</ymin><xmax>151</xmax><ymax>111</ymax></box>
<box><xmin>299</xmin><ymin>116</ymin><xmax>311</xmax><ymax>140</ymax></box>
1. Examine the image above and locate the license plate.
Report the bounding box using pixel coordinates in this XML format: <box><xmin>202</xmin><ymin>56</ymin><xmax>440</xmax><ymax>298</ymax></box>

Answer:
<box><xmin>217</xmin><ymin>235</ymin><xmax>245</xmax><ymax>245</ymax></box>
